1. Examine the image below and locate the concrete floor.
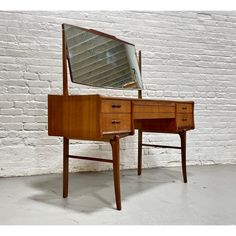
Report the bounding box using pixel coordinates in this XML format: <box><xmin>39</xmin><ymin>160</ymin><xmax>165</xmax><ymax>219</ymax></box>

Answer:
<box><xmin>0</xmin><ymin>164</ymin><xmax>236</xmax><ymax>225</ymax></box>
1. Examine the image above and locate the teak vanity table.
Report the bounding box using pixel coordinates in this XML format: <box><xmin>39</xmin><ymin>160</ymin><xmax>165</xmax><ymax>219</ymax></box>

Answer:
<box><xmin>48</xmin><ymin>24</ymin><xmax>195</xmax><ymax>210</ymax></box>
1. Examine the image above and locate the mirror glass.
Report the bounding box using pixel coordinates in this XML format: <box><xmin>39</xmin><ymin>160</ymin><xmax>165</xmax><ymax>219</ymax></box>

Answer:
<box><xmin>63</xmin><ymin>24</ymin><xmax>143</xmax><ymax>90</ymax></box>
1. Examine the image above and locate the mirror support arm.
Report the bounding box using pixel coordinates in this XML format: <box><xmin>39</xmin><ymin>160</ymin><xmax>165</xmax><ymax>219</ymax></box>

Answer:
<box><xmin>62</xmin><ymin>24</ymin><xmax>69</xmax><ymax>96</ymax></box>
<box><xmin>138</xmin><ymin>50</ymin><xmax>142</xmax><ymax>99</ymax></box>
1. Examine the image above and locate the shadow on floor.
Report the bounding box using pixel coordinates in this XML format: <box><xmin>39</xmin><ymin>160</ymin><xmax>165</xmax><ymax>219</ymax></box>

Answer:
<box><xmin>27</xmin><ymin>167</ymin><xmax>187</xmax><ymax>213</ymax></box>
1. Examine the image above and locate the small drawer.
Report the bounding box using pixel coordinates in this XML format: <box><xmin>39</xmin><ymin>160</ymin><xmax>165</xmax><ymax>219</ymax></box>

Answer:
<box><xmin>101</xmin><ymin>114</ymin><xmax>131</xmax><ymax>133</ymax></box>
<box><xmin>176</xmin><ymin>103</ymin><xmax>193</xmax><ymax>113</ymax></box>
<box><xmin>176</xmin><ymin>114</ymin><xmax>193</xmax><ymax>129</ymax></box>
<box><xmin>133</xmin><ymin>105</ymin><xmax>175</xmax><ymax>113</ymax></box>
<box><xmin>101</xmin><ymin>99</ymin><xmax>131</xmax><ymax>113</ymax></box>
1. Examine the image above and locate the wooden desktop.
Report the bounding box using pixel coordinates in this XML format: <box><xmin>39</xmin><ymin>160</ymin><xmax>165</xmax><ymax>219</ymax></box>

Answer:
<box><xmin>48</xmin><ymin>25</ymin><xmax>195</xmax><ymax>210</ymax></box>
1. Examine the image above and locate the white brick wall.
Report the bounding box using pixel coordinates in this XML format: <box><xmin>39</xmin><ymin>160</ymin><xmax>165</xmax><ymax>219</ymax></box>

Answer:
<box><xmin>0</xmin><ymin>11</ymin><xmax>236</xmax><ymax>177</ymax></box>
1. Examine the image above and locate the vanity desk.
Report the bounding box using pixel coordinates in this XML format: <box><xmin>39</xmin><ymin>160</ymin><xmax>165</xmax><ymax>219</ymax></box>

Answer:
<box><xmin>48</xmin><ymin>24</ymin><xmax>195</xmax><ymax>210</ymax></box>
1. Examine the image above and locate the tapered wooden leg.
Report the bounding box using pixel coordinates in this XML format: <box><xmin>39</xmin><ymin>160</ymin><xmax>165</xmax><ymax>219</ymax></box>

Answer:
<box><xmin>63</xmin><ymin>137</ymin><xmax>69</xmax><ymax>198</ymax></box>
<box><xmin>138</xmin><ymin>129</ymin><xmax>143</xmax><ymax>175</ymax></box>
<box><xmin>179</xmin><ymin>131</ymin><xmax>187</xmax><ymax>183</ymax></box>
<box><xmin>110</xmin><ymin>135</ymin><xmax>121</xmax><ymax>210</ymax></box>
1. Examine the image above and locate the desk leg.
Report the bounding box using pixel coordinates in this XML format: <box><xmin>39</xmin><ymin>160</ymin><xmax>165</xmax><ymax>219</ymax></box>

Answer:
<box><xmin>63</xmin><ymin>137</ymin><xmax>69</xmax><ymax>198</ymax></box>
<box><xmin>110</xmin><ymin>135</ymin><xmax>121</xmax><ymax>211</ymax></box>
<box><xmin>179</xmin><ymin>131</ymin><xmax>187</xmax><ymax>183</ymax></box>
<box><xmin>138</xmin><ymin>129</ymin><xmax>143</xmax><ymax>176</ymax></box>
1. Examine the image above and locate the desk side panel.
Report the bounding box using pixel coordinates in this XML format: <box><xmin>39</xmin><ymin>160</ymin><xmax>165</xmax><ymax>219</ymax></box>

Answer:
<box><xmin>64</xmin><ymin>95</ymin><xmax>101</xmax><ymax>139</ymax></box>
<box><xmin>48</xmin><ymin>95</ymin><xmax>64</xmax><ymax>136</ymax></box>
<box><xmin>48</xmin><ymin>95</ymin><xmax>101</xmax><ymax>139</ymax></box>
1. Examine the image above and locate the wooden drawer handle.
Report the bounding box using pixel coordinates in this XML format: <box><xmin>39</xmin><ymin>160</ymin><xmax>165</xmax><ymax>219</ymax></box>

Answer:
<box><xmin>111</xmin><ymin>120</ymin><xmax>121</xmax><ymax>124</ymax></box>
<box><xmin>182</xmin><ymin>118</ymin><xmax>188</xmax><ymax>122</ymax></box>
<box><xmin>182</xmin><ymin>107</ymin><xmax>187</xmax><ymax>110</ymax></box>
<box><xmin>112</xmin><ymin>104</ymin><xmax>121</xmax><ymax>108</ymax></box>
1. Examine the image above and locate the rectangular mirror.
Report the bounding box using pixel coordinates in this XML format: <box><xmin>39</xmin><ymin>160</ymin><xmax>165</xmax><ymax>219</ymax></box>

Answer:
<box><xmin>63</xmin><ymin>24</ymin><xmax>143</xmax><ymax>90</ymax></box>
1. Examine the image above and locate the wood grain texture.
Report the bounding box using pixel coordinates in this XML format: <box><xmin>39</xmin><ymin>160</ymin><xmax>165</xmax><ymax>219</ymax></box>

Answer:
<box><xmin>179</xmin><ymin>131</ymin><xmax>187</xmax><ymax>183</ymax></box>
<box><xmin>133</xmin><ymin>104</ymin><xmax>175</xmax><ymax>113</ymax></box>
<box><xmin>101</xmin><ymin>113</ymin><xmax>131</xmax><ymax>133</ymax></box>
<box><xmin>176</xmin><ymin>103</ymin><xmax>193</xmax><ymax>113</ymax></box>
<box><xmin>65</xmin><ymin>95</ymin><xmax>100</xmax><ymax>139</ymax></box>
<box><xmin>137</xmin><ymin>50</ymin><xmax>143</xmax><ymax>175</ymax></box>
<box><xmin>48</xmin><ymin>94</ymin><xmax>195</xmax><ymax>139</ymax></box>
<box><xmin>48</xmin><ymin>95</ymin><xmax>101</xmax><ymax>140</ymax></box>
<box><xmin>48</xmin><ymin>95</ymin><xmax>64</xmax><ymax>136</ymax></box>
<box><xmin>110</xmin><ymin>135</ymin><xmax>121</xmax><ymax>210</ymax></box>
<box><xmin>133</xmin><ymin>112</ymin><xmax>176</xmax><ymax>120</ymax></box>
<box><xmin>101</xmin><ymin>99</ymin><xmax>131</xmax><ymax>113</ymax></box>
<box><xmin>175</xmin><ymin>102</ymin><xmax>194</xmax><ymax>131</ymax></box>
<box><xmin>63</xmin><ymin>137</ymin><xmax>69</xmax><ymax>198</ymax></box>
<box><xmin>62</xmin><ymin>25</ymin><xmax>68</xmax><ymax>96</ymax></box>
<box><xmin>176</xmin><ymin>113</ymin><xmax>194</xmax><ymax>130</ymax></box>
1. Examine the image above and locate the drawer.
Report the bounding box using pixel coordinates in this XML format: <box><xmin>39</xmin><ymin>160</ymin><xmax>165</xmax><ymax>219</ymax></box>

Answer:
<box><xmin>176</xmin><ymin>103</ymin><xmax>193</xmax><ymax>113</ymax></box>
<box><xmin>133</xmin><ymin>100</ymin><xmax>175</xmax><ymax>106</ymax></box>
<box><xmin>133</xmin><ymin>104</ymin><xmax>175</xmax><ymax>113</ymax></box>
<box><xmin>101</xmin><ymin>100</ymin><xmax>131</xmax><ymax>113</ymax></box>
<box><xmin>176</xmin><ymin>114</ymin><xmax>193</xmax><ymax>129</ymax></box>
<box><xmin>101</xmin><ymin>114</ymin><xmax>131</xmax><ymax>133</ymax></box>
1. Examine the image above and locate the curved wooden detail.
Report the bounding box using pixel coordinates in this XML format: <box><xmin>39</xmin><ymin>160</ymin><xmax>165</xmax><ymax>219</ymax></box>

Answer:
<box><xmin>63</xmin><ymin>137</ymin><xmax>69</xmax><ymax>198</ymax></box>
<box><xmin>110</xmin><ymin>135</ymin><xmax>121</xmax><ymax>210</ymax></box>
<box><xmin>179</xmin><ymin>131</ymin><xmax>187</xmax><ymax>183</ymax></box>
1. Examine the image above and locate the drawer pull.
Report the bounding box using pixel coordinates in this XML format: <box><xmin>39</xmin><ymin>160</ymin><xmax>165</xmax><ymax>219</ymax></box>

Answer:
<box><xmin>111</xmin><ymin>120</ymin><xmax>121</xmax><ymax>124</ymax></box>
<box><xmin>182</xmin><ymin>107</ymin><xmax>187</xmax><ymax>110</ymax></box>
<box><xmin>111</xmin><ymin>104</ymin><xmax>121</xmax><ymax>108</ymax></box>
<box><xmin>182</xmin><ymin>118</ymin><xmax>188</xmax><ymax>122</ymax></box>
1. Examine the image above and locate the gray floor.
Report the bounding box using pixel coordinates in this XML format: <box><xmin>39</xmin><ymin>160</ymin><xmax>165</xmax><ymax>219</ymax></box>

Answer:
<box><xmin>0</xmin><ymin>164</ymin><xmax>236</xmax><ymax>225</ymax></box>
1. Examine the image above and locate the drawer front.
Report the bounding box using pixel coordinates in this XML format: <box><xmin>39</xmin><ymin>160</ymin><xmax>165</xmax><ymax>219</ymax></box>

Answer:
<box><xmin>133</xmin><ymin>101</ymin><xmax>175</xmax><ymax>107</ymax></box>
<box><xmin>133</xmin><ymin>105</ymin><xmax>175</xmax><ymax>113</ymax></box>
<box><xmin>101</xmin><ymin>114</ymin><xmax>131</xmax><ymax>133</ymax></box>
<box><xmin>101</xmin><ymin>100</ymin><xmax>131</xmax><ymax>113</ymax></box>
<box><xmin>176</xmin><ymin>103</ymin><xmax>193</xmax><ymax>113</ymax></box>
<box><xmin>176</xmin><ymin>114</ymin><xmax>193</xmax><ymax>129</ymax></box>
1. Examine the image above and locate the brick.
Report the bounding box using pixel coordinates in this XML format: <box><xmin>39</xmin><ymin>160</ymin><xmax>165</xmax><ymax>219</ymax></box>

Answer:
<box><xmin>0</xmin><ymin>101</ymin><xmax>14</xmax><ymax>108</ymax></box>
<box><xmin>0</xmin><ymin>123</ymin><xmax>23</xmax><ymax>131</ymax></box>
<box><xmin>0</xmin><ymin>108</ymin><xmax>23</xmax><ymax>115</ymax></box>
<box><xmin>23</xmin><ymin>109</ymin><xmax>46</xmax><ymax>116</ymax></box>
<box><xmin>8</xmin><ymin>86</ymin><xmax>29</xmax><ymax>94</ymax></box>
<box><xmin>23</xmin><ymin>123</ymin><xmax>46</xmax><ymax>131</ymax></box>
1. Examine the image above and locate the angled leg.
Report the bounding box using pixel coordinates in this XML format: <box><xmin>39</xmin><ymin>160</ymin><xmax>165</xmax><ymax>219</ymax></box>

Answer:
<box><xmin>110</xmin><ymin>135</ymin><xmax>121</xmax><ymax>210</ymax></box>
<box><xmin>138</xmin><ymin>129</ymin><xmax>143</xmax><ymax>175</ymax></box>
<box><xmin>179</xmin><ymin>131</ymin><xmax>187</xmax><ymax>183</ymax></box>
<box><xmin>63</xmin><ymin>137</ymin><xmax>69</xmax><ymax>198</ymax></box>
